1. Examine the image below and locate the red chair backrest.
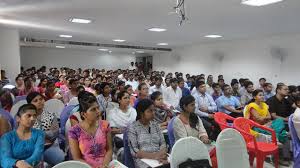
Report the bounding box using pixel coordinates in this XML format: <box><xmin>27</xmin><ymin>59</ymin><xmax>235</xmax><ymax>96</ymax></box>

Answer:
<box><xmin>233</xmin><ymin>117</ymin><xmax>254</xmax><ymax>143</ymax></box>
<box><xmin>214</xmin><ymin>112</ymin><xmax>235</xmax><ymax>130</ymax></box>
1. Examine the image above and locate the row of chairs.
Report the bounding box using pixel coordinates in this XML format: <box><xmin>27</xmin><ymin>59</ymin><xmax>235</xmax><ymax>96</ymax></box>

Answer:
<box><xmin>214</xmin><ymin>112</ymin><xmax>279</xmax><ymax>168</ymax></box>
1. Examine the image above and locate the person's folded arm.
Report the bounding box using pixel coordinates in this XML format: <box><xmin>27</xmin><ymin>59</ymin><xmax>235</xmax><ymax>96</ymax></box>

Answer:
<box><xmin>194</xmin><ymin>97</ymin><xmax>209</xmax><ymax>117</ymax></box>
<box><xmin>26</xmin><ymin>131</ymin><xmax>45</xmax><ymax>166</ymax></box>
<box><xmin>223</xmin><ymin>105</ymin><xmax>241</xmax><ymax>113</ymax></box>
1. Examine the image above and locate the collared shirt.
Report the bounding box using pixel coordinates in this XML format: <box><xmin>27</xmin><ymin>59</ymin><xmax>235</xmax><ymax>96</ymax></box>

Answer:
<box><xmin>266</xmin><ymin>95</ymin><xmax>294</xmax><ymax>118</ymax></box>
<box><xmin>181</xmin><ymin>87</ymin><xmax>191</xmax><ymax>97</ymax></box>
<box><xmin>128</xmin><ymin>65</ymin><xmax>136</xmax><ymax>70</ymax></box>
<box><xmin>193</xmin><ymin>91</ymin><xmax>217</xmax><ymax>117</ymax></box>
<box><xmin>149</xmin><ymin>85</ymin><xmax>165</xmax><ymax>95</ymax></box>
<box><xmin>212</xmin><ymin>92</ymin><xmax>222</xmax><ymax>101</ymax></box>
<box><xmin>264</xmin><ymin>91</ymin><xmax>275</xmax><ymax>101</ymax></box>
<box><xmin>239</xmin><ymin>87</ymin><xmax>246</xmax><ymax>96</ymax></box>
<box><xmin>206</xmin><ymin>85</ymin><xmax>214</xmax><ymax>96</ymax></box>
<box><xmin>96</xmin><ymin>94</ymin><xmax>113</xmax><ymax>114</ymax></box>
<box><xmin>241</xmin><ymin>91</ymin><xmax>253</xmax><ymax>106</ymax></box>
<box><xmin>163</xmin><ymin>86</ymin><xmax>182</xmax><ymax>108</ymax></box>
<box><xmin>216</xmin><ymin>95</ymin><xmax>241</xmax><ymax>114</ymax></box>
<box><xmin>126</xmin><ymin>80</ymin><xmax>139</xmax><ymax>91</ymax></box>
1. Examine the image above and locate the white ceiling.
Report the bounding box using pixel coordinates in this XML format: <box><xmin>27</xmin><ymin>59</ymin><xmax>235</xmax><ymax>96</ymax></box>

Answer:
<box><xmin>0</xmin><ymin>0</ymin><xmax>300</xmax><ymax>50</ymax></box>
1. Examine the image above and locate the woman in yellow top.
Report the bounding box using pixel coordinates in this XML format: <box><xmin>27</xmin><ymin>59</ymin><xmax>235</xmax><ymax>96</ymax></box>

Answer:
<box><xmin>245</xmin><ymin>89</ymin><xmax>272</xmax><ymax>126</ymax></box>
<box><xmin>245</xmin><ymin>89</ymin><xmax>287</xmax><ymax>143</ymax></box>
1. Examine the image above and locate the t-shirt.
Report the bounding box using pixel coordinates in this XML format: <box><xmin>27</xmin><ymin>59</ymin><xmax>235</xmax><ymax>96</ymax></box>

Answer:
<box><xmin>215</xmin><ymin>95</ymin><xmax>241</xmax><ymax>115</ymax></box>
<box><xmin>266</xmin><ymin>96</ymin><xmax>294</xmax><ymax>118</ymax></box>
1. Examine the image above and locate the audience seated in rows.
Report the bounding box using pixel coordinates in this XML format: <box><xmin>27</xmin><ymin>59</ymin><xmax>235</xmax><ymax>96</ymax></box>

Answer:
<box><xmin>1</xmin><ymin>65</ymin><xmax>300</xmax><ymax>167</ymax></box>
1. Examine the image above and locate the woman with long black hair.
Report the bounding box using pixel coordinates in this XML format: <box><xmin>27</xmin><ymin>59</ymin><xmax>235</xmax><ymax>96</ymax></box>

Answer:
<box><xmin>173</xmin><ymin>95</ymin><xmax>211</xmax><ymax>144</ymax></box>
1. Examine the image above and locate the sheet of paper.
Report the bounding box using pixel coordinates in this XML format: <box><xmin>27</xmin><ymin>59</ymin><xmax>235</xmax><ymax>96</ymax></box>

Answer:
<box><xmin>109</xmin><ymin>160</ymin><xmax>128</xmax><ymax>168</ymax></box>
<box><xmin>115</xmin><ymin>134</ymin><xmax>124</xmax><ymax>140</ymax></box>
<box><xmin>162</xmin><ymin>129</ymin><xmax>168</xmax><ymax>134</ymax></box>
<box><xmin>141</xmin><ymin>159</ymin><xmax>162</xmax><ymax>167</ymax></box>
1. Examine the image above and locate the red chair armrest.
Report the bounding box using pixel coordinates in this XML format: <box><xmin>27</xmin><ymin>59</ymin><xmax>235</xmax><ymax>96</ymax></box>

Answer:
<box><xmin>251</xmin><ymin>120</ymin><xmax>277</xmax><ymax>144</ymax></box>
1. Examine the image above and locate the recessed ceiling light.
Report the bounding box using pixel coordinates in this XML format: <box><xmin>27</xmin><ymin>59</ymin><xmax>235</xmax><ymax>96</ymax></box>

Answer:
<box><xmin>98</xmin><ymin>48</ymin><xmax>108</xmax><ymax>51</ymax></box>
<box><xmin>56</xmin><ymin>46</ymin><xmax>65</xmax><ymax>48</ymax></box>
<box><xmin>147</xmin><ymin>28</ymin><xmax>167</xmax><ymax>32</ymax></box>
<box><xmin>157</xmin><ymin>43</ymin><xmax>169</xmax><ymax>46</ymax></box>
<box><xmin>59</xmin><ymin>34</ymin><xmax>72</xmax><ymax>38</ymax></box>
<box><xmin>113</xmin><ymin>39</ymin><xmax>126</xmax><ymax>42</ymax></box>
<box><xmin>205</xmin><ymin>35</ymin><xmax>223</xmax><ymax>38</ymax></box>
<box><xmin>132</xmin><ymin>52</ymin><xmax>136</xmax><ymax>54</ymax></box>
<box><xmin>109</xmin><ymin>51</ymin><xmax>112</xmax><ymax>53</ymax></box>
<box><xmin>241</xmin><ymin>0</ymin><xmax>283</xmax><ymax>6</ymax></box>
<box><xmin>136</xmin><ymin>51</ymin><xmax>145</xmax><ymax>53</ymax></box>
<box><xmin>69</xmin><ymin>18</ymin><xmax>92</xmax><ymax>24</ymax></box>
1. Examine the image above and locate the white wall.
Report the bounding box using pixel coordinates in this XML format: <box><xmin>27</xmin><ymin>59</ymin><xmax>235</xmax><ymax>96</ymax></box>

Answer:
<box><xmin>0</xmin><ymin>27</ymin><xmax>20</xmax><ymax>81</ymax></box>
<box><xmin>153</xmin><ymin>34</ymin><xmax>300</xmax><ymax>85</ymax></box>
<box><xmin>21</xmin><ymin>47</ymin><xmax>135</xmax><ymax>70</ymax></box>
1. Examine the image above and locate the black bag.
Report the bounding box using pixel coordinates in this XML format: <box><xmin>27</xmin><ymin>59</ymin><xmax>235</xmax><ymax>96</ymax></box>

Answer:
<box><xmin>179</xmin><ymin>158</ymin><xmax>212</xmax><ymax>168</ymax></box>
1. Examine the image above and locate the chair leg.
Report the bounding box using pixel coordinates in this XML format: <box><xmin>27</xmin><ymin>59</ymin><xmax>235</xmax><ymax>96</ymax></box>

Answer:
<box><xmin>256</xmin><ymin>153</ymin><xmax>266</xmax><ymax>168</ymax></box>
<box><xmin>249</xmin><ymin>152</ymin><xmax>255</xmax><ymax>166</ymax></box>
<box><xmin>273</xmin><ymin>150</ymin><xmax>279</xmax><ymax>168</ymax></box>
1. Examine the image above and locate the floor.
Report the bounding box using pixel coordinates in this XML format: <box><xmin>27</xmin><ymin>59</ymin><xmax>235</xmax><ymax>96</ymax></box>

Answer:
<box><xmin>259</xmin><ymin>161</ymin><xmax>293</xmax><ymax>168</ymax></box>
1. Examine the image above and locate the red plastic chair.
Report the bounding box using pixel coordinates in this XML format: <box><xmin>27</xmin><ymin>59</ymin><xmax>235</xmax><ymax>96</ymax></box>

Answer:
<box><xmin>233</xmin><ymin>117</ymin><xmax>279</xmax><ymax>168</ymax></box>
<box><xmin>214</xmin><ymin>112</ymin><xmax>235</xmax><ymax>130</ymax></box>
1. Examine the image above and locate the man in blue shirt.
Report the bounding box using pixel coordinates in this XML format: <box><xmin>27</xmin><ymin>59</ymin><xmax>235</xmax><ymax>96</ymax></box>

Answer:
<box><xmin>193</xmin><ymin>81</ymin><xmax>219</xmax><ymax>140</ymax></box>
<box><xmin>216</xmin><ymin>84</ymin><xmax>243</xmax><ymax>118</ymax></box>
<box><xmin>178</xmin><ymin>78</ymin><xmax>190</xmax><ymax>97</ymax></box>
<box><xmin>263</xmin><ymin>83</ymin><xmax>275</xmax><ymax>101</ymax></box>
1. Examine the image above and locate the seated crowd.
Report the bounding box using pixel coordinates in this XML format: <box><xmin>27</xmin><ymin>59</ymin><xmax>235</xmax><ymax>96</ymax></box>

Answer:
<box><xmin>0</xmin><ymin>65</ymin><xmax>300</xmax><ymax>168</ymax></box>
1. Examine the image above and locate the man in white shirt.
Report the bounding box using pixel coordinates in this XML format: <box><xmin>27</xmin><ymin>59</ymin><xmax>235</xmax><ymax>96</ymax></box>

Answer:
<box><xmin>163</xmin><ymin>78</ymin><xmax>182</xmax><ymax>110</ymax></box>
<box><xmin>125</xmin><ymin>73</ymin><xmax>138</xmax><ymax>91</ymax></box>
<box><xmin>149</xmin><ymin>76</ymin><xmax>165</xmax><ymax>95</ymax></box>
<box><xmin>128</xmin><ymin>62</ymin><xmax>136</xmax><ymax>70</ymax></box>
<box><xmin>206</xmin><ymin>75</ymin><xmax>214</xmax><ymax>95</ymax></box>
